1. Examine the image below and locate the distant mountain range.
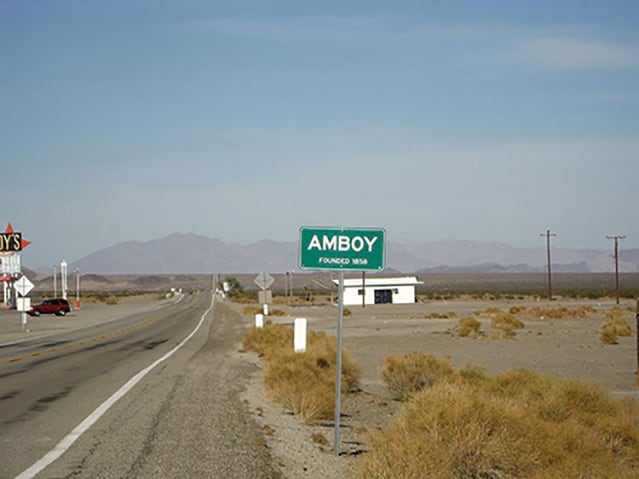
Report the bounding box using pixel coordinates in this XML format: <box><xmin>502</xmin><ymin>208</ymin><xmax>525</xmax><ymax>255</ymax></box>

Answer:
<box><xmin>62</xmin><ymin>233</ymin><xmax>639</xmax><ymax>275</ymax></box>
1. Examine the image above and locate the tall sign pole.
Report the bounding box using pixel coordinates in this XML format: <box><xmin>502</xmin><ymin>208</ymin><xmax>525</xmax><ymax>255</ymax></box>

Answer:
<box><xmin>606</xmin><ymin>235</ymin><xmax>626</xmax><ymax>304</ymax></box>
<box><xmin>299</xmin><ymin>226</ymin><xmax>386</xmax><ymax>456</ymax></box>
<box><xmin>361</xmin><ymin>271</ymin><xmax>366</xmax><ymax>308</ymax></box>
<box><xmin>0</xmin><ymin>224</ymin><xmax>31</xmax><ymax>310</ymax></box>
<box><xmin>53</xmin><ymin>266</ymin><xmax>57</xmax><ymax>298</ymax></box>
<box><xmin>61</xmin><ymin>259</ymin><xmax>68</xmax><ymax>300</ymax></box>
<box><xmin>540</xmin><ymin>229</ymin><xmax>556</xmax><ymax>300</ymax></box>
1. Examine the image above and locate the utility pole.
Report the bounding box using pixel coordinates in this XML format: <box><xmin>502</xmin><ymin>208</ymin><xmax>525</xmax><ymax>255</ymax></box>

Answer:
<box><xmin>540</xmin><ymin>230</ymin><xmax>556</xmax><ymax>300</ymax></box>
<box><xmin>606</xmin><ymin>235</ymin><xmax>625</xmax><ymax>304</ymax></box>
<box><xmin>52</xmin><ymin>265</ymin><xmax>57</xmax><ymax>297</ymax></box>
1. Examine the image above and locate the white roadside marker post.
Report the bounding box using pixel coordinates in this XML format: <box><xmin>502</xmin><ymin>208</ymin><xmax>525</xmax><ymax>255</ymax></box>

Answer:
<box><xmin>255</xmin><ymin>313</ymin><xmax>264</xmax><ymax>329</ymax></box>
<box><xmin>294</xmin><ymin>318</ymin><xmax>307</xmax><ymax>353</ymax></box>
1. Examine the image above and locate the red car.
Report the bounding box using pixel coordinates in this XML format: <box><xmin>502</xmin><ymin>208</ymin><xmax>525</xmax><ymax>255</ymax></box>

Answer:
<box><xmin>28</xmin><ymin>298</ymin><xmax>71</xmax><ymax>317</ymax></box>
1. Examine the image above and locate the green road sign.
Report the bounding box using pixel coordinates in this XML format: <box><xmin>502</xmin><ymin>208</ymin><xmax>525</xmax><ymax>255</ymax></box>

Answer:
<box><xmin>298</xmin><ymin>227</ymin><xmax>386</xmax><ymax>271</ymax></box>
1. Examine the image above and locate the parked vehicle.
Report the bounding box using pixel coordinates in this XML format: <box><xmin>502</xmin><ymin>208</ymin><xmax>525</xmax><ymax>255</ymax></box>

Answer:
<box><xmin>28</xmin><ymin>298</ymin><xmax>71</xmax><ymax>317</ymax></box>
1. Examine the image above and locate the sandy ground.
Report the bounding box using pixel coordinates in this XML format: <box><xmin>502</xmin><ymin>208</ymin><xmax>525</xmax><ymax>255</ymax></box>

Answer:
<box><xmin>235</xmin><ymin>296</ymin><xmax>639</xmax><ymax>478</ymax></box>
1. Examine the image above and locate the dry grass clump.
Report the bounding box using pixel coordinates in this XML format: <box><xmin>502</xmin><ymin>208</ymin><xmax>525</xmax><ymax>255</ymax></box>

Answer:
<box><xmin>490</xmin><ymin>312</ymin><xmax>525</xmax><ymax>339</ymax></box>
<box><xmin>456</xmin><ymin>317</ymin><xmax>483</xmax><ymax>338</ymax></box>
<box><xmin>600</xmin><ymin>308</ymin><xmax>633</xmax><ymax>345</ymax></box>
<box><xmin>509</xmin><ymin>305</ymin><xmax>527</xmax><ymax>315</ymax></box>
<box><xmin>528</xmin><ymin>305</ymin><xmax>597</xmax><ymax>319</ymax></box>
<box><xmin>240</xmin><ymin>323</ymin><xmax>293</xmax><ymax>357</ymax></box>
<box><xmin>241</xmin><ymin>305</ymin><xmax>287</xmax><ymax>316</ymax></box>
<box><xmin>423</xmin><ymin>312</ymin><xmax>457</xmax><ymax>319</ymax></box>
<box><xmin>265</xmin><ymin>331</ymin><xmax>361</xmax><ymax>423</ymax></box>
<box><xmin>379</xmin><ymin>352</ymin><xmax>455</xmax><ymax>401</ymax></box>
<box><xmin>242</xmin><ymin>325</ymin><xmax>361</xmax><ymax>424</ymax></box>
<box><xmin>358</xmin><ymin>367</ymin><xmax>639</xmax><ymax>479</ymax></box>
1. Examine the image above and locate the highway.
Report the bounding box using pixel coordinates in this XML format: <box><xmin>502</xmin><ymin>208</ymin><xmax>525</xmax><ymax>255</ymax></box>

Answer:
<box><xmin>0</xmin><ymin>292</ymin><xmax>279</xmax><ymax>478</ymax></box>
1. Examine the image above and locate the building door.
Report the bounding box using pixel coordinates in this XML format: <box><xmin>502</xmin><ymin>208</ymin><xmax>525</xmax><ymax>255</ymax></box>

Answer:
<box><xmin>374</xmin><ymin>289</ymin><xmax>393</xmax><ymax>304</ymax></box>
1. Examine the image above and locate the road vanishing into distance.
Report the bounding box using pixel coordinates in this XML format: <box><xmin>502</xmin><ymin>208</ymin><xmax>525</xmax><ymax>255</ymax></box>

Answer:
<box><xmin>0</xmin><ymin>292</ymin><xmax>279</xmax><ymax>479</ymax></box>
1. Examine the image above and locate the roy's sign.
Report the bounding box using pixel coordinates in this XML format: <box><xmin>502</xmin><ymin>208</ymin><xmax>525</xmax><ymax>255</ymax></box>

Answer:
<box><xmin>299</xmin><ymin>227</ymin><xmax>386</xmax><ymax>271</ymax></box>
<box><xmin>0</xmin><ymin>224</ymin><xmax>31</xmax><ymax>253</ymax></box>
<box><xmin>0</xmin><ymin>232</ymin><xmax>23</xmax><ymax>253</ymax></box>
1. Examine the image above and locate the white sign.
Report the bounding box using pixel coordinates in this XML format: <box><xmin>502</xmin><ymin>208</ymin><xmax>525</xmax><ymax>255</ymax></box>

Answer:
<box><xmin>0</xmin><ymin>253</ymin><xmax>21</xmax><ymax>275</ymax></box>
<box><xmin>14</xmin><ymin>275</ymin><xmax>34</xmax><ymax>297</ymax></box>
<box><xmin>17</xmin><ymin>297</ymin><xmax>31</xmax><ymax>312</ymax></box>
<box><xmin>254</xmin><ymin>271</ymin><xmax>274</xmax><ymax>290</ymax></box>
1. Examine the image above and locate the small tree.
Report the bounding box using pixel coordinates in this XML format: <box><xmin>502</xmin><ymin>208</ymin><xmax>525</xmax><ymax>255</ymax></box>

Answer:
<box><xmin>220</xmin><ymin>276</ymin><xmax>244</xmax><ymax>298</ymax></box>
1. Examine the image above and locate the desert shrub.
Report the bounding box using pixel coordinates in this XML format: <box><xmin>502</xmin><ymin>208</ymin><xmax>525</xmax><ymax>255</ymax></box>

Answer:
<box><xmin>241</xmin><ymin>305</ymin><xmax>288</xmax><ymax>317</ymax></box>
<box><xmin>490</xmin><ymin>312</ymin><xmax>524</xmax><ymax>339</ymax></box>
<box><xmin>264</xmin><ymin>353</ymin><xmax>336</xmax><ymax>423</ymax></box>
<box><xmin>242</xmin><ymin>305</ymin><xmax>264</xmax><ymax>315</ymax></box>
<box><xmin>600</xmin><ymin>323</ymin><xmax>619</xmax><ymax>345</ymax></box>
<box><xmin>528</xmin><ymin>305</ymin><xmax>597</xmax><ymax>320</ymax></box>
<box><xmin>244</xmin><ymin>324</ymin><xmax>361</xmax><ymax>424</ymax></box>
<box><xmin>456</xmin><ymin>317</ymin><xmax>482</xmax><ymax>338</ymax></box>
<box><xmin>604</xmin><ymin>308</ymin><xmax>633</xmax><ymax>336</ymax></box>
<box><xmin>357</xmin><ymin>371</ymin><xmax>639</xmax><ymax>479</ymax></box>
<box><xmin>491</xmin><ymin>312</ymin><xmax>525</xmax><ymax>330</ymax></box>
<box><xmin>599</xmin><ymin>308</ymin><xmax>633</xmax><ymax>345</ymax></box>
<box><xmin>379</xmin><ymin>352</ymin><xmax>454</xmax><ymax>401</ymax></box>
<box><xmin>509</xmin><ymin>305</ymin><xmax>527</xmax><ymax>315</ymax></box>
<box><xmin>343</xmin><ymin>307</ymin><xmax>352</xmax><ymax>317</ymax></box>
<box><xmin>104</xmin><ymin>295</ymin><xmax>119</xmax><ymax>305</ymax></box>
<box><xmin>457</xmin><ymin>363</ymin><xmax>487</xmax><ymax>383</ymax></box>
<box><xmin>424</xmin><ymin>312</ymin><xmax>457</xmax><ymax>319</ymax></box>
<box><xmin>264</xmin><ymin>333</ymin><xmax>361</xmax><ymax>423</ymax></box>
<box><xmin>241</xmin><ymin>323</ymin><xmax>293</xmax><ymax>357</ymax></box>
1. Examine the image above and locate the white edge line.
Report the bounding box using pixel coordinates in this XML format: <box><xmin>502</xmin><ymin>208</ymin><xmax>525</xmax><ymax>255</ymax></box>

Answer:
<box><xmin>15</xmin><ymin>292</ymin><xmax>216</xmax><ymax>479</ymax></box>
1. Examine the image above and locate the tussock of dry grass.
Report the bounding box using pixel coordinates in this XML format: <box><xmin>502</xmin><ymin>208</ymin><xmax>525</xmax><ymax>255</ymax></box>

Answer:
<box><xmin>379</xmin><ymin>352</ymin><xmax>454</xmax><ymax>401</ymax></box>
<box><xmin>358</xmin><ymin>364</ymin><xmax>639</xmax><ymax>479</ymax></box>
<box><xmin>491</xmin><ymin>312</ymin><xmax>525</xmax><ymax>330</ymax></box>
<box><xmin>456</xmin><ymin>317</ymin><xmax>482</xmax><ymax>338</ymax></box>
<box><xmin>241</xmin><ymin>305</ymin><xmax>288</xmax><ymax>316</ymax></box>
<box><xmin>528</xmin><ymin>305</ymin><xmax>597</xmax><ymax>319</ymax></box>
<box><xmin>240</xmin><ymin>323</ymin><xmax>292</xmax><ymax>357</ymax></box>
<box><xmin>423</xmin><ymin>312</ymin><xmax>457</xmax><ymax>319</ymax></box>
<box><xmin>489</xmin><ymin>312</ymin><xmax>525</xmax><ymax>339</ymax></box>
<box><xmin>600</xmin><ymin>308</ymin><xmax>633</xmax><ymax>345</ymax></box>
<box><xmin>242</xmin><ymin>325</ymin><xmax>361</xmax><ymax>424</ymax></box>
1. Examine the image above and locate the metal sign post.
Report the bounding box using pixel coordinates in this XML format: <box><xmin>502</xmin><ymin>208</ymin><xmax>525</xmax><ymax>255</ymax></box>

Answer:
<box><xmin>254</xmin><ymin>272</ymin><xmax>274</xmax><ymax>314</ymax></box>
<box><xmin>333</xmin><ymin>271</ymin><xmax>345</xmax><ymax>455</ymax></box>
<box><xmin>299</xmin><ymin>226</ymin><xmax>386</xmax><ymax>456</ymax></box>
<box><xmin>14</xmin><ymin>275</ymin><xmax>34</xmax><ymax>333</ymax></box>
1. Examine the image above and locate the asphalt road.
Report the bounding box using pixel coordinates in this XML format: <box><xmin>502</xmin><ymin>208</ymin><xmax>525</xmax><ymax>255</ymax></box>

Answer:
<box><xmin>0</xmin><ymin>293</ymin><xmax>279</xmax><ymax>479</ymax></box>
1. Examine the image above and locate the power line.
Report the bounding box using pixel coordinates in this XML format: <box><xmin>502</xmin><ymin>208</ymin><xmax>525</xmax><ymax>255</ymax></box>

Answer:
<box><xmin>606</xmin><ymin>235</ymin><xmax>626</xmax><ymax>304</ymax></box>
<box><xmin>540</xmin><ymin>229</ymin><xmax>556</xmax><ymax>300</ymax></box>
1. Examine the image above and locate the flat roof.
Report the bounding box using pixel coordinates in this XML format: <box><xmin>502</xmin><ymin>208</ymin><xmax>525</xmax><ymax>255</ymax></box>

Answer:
<box><xmin>332</xmin><ymin>276</ymin><xmax>423</xmax><ymax>288</ymax></box>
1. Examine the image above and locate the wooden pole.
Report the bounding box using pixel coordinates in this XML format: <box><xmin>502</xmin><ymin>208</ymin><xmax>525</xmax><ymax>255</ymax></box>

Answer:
<box><xmin>540</xmin><ymin>230</ymin><xmax>556</xmax><ymax>300</ymax></box>
<box><xmin>636</xmin><ymin>299</ymin><xmax>639</xmax><ymax>376</ymax></box>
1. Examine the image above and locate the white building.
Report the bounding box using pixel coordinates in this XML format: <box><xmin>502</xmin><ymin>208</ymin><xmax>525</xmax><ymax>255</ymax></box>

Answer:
<box><xmin>332</xmin><ymin>276</ymin><xmax>423</xmax><ymax>306</ymax></box>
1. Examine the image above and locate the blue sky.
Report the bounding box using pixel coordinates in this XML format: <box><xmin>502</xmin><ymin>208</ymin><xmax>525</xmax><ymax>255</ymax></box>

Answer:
<box><xmin>2</xmin><ymin>1</ymin><xmax>638</xmax><ymax>268</ymax></box>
